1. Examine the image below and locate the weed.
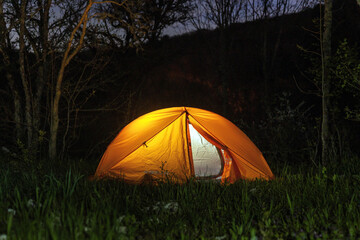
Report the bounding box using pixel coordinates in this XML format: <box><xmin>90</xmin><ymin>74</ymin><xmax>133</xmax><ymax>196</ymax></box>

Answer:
<box><xmin>1</xmin><ymin>159</ymin><xmax>360</xmax><ymax>239</ymax></box>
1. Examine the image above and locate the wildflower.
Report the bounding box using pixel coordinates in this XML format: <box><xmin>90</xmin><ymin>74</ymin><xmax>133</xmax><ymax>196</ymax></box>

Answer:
<box><xmin>115</xmin><ymin>226</ymin><xmax>127</xmax><ymax>234</ymax></box>
<box><xmin>116</xmin><ymin>215</ymin><xmax>126</xmax><ymax>224</ymax></box>
<box><xmin>163</xmin><ymin>201</ymin><xmax>179</xmax><ymax>212</ymax></box>
<box><xmin>149</xmin><ymin>217</ymin><xmax>160</xmax><ymax>224</ymax></box>
<box><xmin>148</xmin><ymin>201</ymin><xmax>179</xmax><ymax>213</ymax></box>
<box><xmin>7</xmin><ymin>208</ymin><xmax>16</xmax><ymax>216</ymax></box>
<box><xmin>115</xmin><ymin>216</ymin><xmax>127</xmax><ymax>234</ymax></box>
<box><xmin>27</xmin><ymin>199</ymin><xmax>35</xmax><ymax>208</ymax></box>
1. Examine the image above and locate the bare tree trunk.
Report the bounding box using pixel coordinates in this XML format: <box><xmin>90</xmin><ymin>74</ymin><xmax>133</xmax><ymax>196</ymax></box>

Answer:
<box><xmin>33</xmin><ymin>0</ymin><xmax>52</xmax><ymax>152</ymax></box>
<box><xmin>244</xmin><ymin>0</ymin><xmax>248</xmax><ymax>22</ymax></box>
<box><xmin>0</xmin><ymin>0</ymin><xmax>23</xmax><ymax>140</ymax></box>
<box><xmin>7</xmin><ymin>72</ymin><xmax>23</xmax><ymax>140</ymax></box>
<box><xmin>48</xmin><ymin>0</ymin><xmax>131</xmax><ymax>161</ymax></box>
<box><xmin>321</xmin><ymin>0</ymin><xmax>334</xmax><ymax>166</ymax></box>
<box><xmin>19</xmin><ymin>0</ymin><xmax>33</xmax><ymax>149</ymax></box>
<box><xmin>219</xmin><ymin>29</ymin><xmax>229</xmax><ymax>117</ymax></box>
<box><xmin>49</xmin><ymin>1</ymin><xmax>92</xmax><ymax>161</ymax></box>
<box><xmin>262</xmin><ymin>28</ymin><xmax>268</xmax><ymax>98</ymax></box>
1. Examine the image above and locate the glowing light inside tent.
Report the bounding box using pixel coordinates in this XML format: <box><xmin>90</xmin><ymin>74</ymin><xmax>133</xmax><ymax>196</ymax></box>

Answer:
<box><xmin>189</xmin><ymin>124</ymin><xmax>223</xmax><ymax>177</ymax></box>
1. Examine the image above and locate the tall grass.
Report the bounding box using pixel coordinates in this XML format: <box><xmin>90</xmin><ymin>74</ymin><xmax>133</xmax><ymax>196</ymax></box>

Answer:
<box><xmin>1</xmin><ymin>158</ymin><xmax>360</xmax><ymax>239</ymax></box>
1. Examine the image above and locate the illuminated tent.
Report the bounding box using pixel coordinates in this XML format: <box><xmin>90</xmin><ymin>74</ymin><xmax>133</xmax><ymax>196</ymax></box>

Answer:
<box><xmin>95</xmin><ymin>107</ymin><xmax>274</xmax><ymax>183</ymax></box>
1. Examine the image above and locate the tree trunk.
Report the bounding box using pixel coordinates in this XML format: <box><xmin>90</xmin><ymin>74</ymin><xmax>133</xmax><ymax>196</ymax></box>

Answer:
<box><xmin>49</xmin><ymin>82</ymin><xmax>61</xmax><ymax>161</ymax></box>
<box><xmin>321</xmin><ymin>0</ymin><xmax>334</xmax><ymax>166</ymax></box>
<box><xmin>48</xmin><ymin>0</ymin><xmax>129</xmax><ymax>161</ymax></box>
<box><xmin>19</xmin><ymin>0</ymin><xmax>33</xmax><ymax>149</ymax></box>
<box><xmin>0</xmin><ymin>0</ymin><xmax>23</xmax><ymax>140</ymax></box>
<box><xmin>33</xmin><ymin>0</ymin><xmax>52</xmax><ymax>153</ymax></box>
<box><xmin>262</xmin><ymin>28</ymin><xmax>268</xmax><ymax>100</ymax></box>
<box><xmin>49</xmin><ymin>1</ymin><xmax>92</xmax><ymax>161</ymax></box>
<box><xmin>7</xmin><ymin>72</ymin><xmax>23</xmax><ymax>141</ymax></box>
<box><xmin>219</xmin><ymin>28</ymin><xmax>228</xmax><ymax>117</ymax></box>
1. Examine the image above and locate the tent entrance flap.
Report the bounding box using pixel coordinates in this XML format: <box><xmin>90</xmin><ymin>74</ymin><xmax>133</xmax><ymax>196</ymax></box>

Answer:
<box><xmin>188</xmin><ymin>123</ymin><xmax>223</xmax><ymax>177</ymax></box>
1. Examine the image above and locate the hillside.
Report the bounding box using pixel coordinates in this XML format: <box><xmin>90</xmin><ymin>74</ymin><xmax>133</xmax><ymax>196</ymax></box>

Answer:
<box><xmin>66</xmin><ymin>0</ymin><xmax>360</xmax><ymax>159</ymax></box>
<box><xmin>122</xmin><ymin>0</ymin><xmax>360</xmax><ymax>119</ymax></box>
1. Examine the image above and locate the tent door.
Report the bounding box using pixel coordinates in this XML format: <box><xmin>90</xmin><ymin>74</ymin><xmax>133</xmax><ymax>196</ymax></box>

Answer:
<box><xmin>188</xmin><ymin>123</ymin><xmax>224</xmax><ymax>177</ymax></box>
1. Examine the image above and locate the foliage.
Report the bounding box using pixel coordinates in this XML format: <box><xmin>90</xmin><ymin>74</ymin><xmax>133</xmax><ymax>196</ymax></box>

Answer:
<box><xmin>300</xmin><ymin>38</ymin><xmax>360</xmax><ymax>122</ymax></box>
<box><xmin>1</xmin><ymin>157</ymin><xmax>360</xmax><ymax>239</ymax></box>
<box><xmin>333</xmin><ymin>39</ymin><xmax>360</xmax><ymax>121</ymax></box>
<box><xmin>240</xmin><ymin>92</ymin><xmax>319</xmax><ymax>167</ymax></box>
<box><xmin>298</xmin><ymin>35</ymin><xmax>360</xmax><ymax>163</ymax></box>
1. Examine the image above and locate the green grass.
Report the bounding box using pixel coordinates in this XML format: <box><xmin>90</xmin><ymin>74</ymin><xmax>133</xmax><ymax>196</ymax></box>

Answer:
<box><xmin>1</xmin><ymin>159</ymin><xmax>360</xmax><ymax>239</ymax></box>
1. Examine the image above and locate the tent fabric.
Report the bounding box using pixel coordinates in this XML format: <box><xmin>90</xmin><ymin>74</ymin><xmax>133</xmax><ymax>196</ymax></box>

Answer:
<box><xmin>95</xmin><ymin>107</ymin><xmax>274</xmax><ymax>183</ymax></box>
<box><xmin>95</xmin><ymin>107</ymin><xmax>185</xmax><ymax>176</ymax></box>
<box><xmin>109</xmin><ymin>114</ymin><xmax>190</xmax><ymax>182</ymax></box>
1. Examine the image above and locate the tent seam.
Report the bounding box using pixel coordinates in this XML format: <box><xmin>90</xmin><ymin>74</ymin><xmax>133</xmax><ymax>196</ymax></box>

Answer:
<box><xmin>185</xmin><ymin>114</ymin><xmax>195</xmax><ymax>176</ymax></box>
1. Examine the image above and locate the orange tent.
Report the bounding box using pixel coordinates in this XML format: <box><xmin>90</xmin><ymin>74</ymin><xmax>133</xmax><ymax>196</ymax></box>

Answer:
<box><xmin>95</xmin><ymin>107</ymin><xmax>274</xmax><ymax>183</ymax></box>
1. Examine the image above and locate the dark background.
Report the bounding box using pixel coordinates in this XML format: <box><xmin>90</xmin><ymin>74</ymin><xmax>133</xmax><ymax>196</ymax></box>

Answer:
<box><xmin>1</xmin><ymin>0</ymin><xmax>360</xmax><ymax>173</ymax></box>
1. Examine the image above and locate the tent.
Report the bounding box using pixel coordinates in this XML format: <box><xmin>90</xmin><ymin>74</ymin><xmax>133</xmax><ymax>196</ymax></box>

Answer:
<box><xmin>94</xmin><ymin>107</ymin><xmax>274</xmax><ymax>183</ymax></box>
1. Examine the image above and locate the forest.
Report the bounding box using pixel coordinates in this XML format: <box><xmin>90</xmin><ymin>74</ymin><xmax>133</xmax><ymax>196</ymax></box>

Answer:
<box><xmin>1</xmin><ymin>0</ymin><xmax>360</xmax><ymax>239</ymax></box>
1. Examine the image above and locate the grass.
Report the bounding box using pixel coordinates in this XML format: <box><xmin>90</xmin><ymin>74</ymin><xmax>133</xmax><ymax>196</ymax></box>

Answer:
<box><xmin>1</xmin><ymin>157</ymin><xmax>360</xmax><ymax>239</ymax></box>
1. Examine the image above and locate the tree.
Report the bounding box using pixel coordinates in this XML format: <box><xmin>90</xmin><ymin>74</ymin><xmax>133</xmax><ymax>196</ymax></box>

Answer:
<box><xmin>49</xmin><ymin>0</ymin><xmax>94</xmax><ymax>161</ymax></box>
<box><xmin>0</xmin><ymin>0</ymin><xmax>147</xmax><ymax>162</ymax></box>
<box><xmin>297</xmin><ymin>0</ymin><xmax>360</xmax><ymax>164</ymax></box>
<box><xmin>202</xmin><ymin>0</ymin><xmax>244</xmax><ymax>28</ymax></box>
<box><xmin>252</xmin><ymin>0</ymin><xmax>316</xmax><ymax>105</ymax></box>
<box><xmin>0</xmin><ymin>0</ymin><xmax>54</xmax><ymax>155</ymax></box>
<box><xmin>237</xmin><ymin>0</ymin><xmax>317</xmax><ymax>21</ymax></box>
<box><xmin>93</xmin><ymin>0</ymin><xmax>147</xmax><ymax>47</ymax></box>
<box><xmin>48</xmin><ymin>0</ymin><xmax>145</xmax><ymax>161</ymax></box>
<box><xmin>321</xmin><ymin>0</ymin><xmax>334</xmax><ymax>166</ymax></box>
<box><xmin>0</xmin><ymin>0</ymin><xmax>22</xmax><ymax>141</ymax></box>
<box><xmin>102</xmin><ymin>0</ymin><xmax>192</xmax><ymax>44</ymax></box>
<box><xmin>143</xmin><ymin>0</ymin><xmax>193</xmax><ymax>42</ymax></box>
<box><xmin>191</xmin><ymin>0</ymin><xmax>317</xmax><ymax>116</ymax></box>
<box><xmin>191</xmin><ymin>0</ymin><xmax>244</xmax><ymax>116</ymax></box>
